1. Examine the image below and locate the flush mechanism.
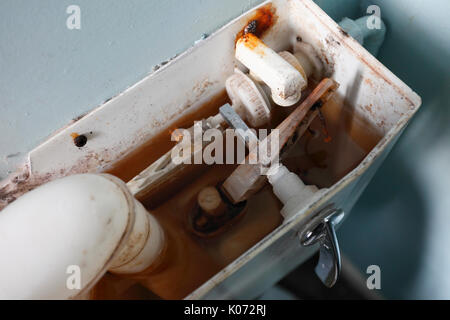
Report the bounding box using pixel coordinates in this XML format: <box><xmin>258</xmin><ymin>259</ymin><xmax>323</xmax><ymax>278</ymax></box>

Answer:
<box><xmin>300</xmin><ymin>205</ymin><xmax>345</xmax><ymax>287</ymax></box>
<box><xmin>187</xmin><ymin>184</ymin><xmax>248</xmax><ymax>238</ymax></box>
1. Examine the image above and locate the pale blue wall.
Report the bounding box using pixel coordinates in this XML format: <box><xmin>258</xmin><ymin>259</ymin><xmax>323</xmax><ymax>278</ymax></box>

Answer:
<box><xmin>337</xmin><ymin>0</ymin><xmax>450</xmax><ymax>299</ymax></box>
<box><xmin>0</xmin><ymin>0</ymin><xmax>263</xmax><ymax>179</ymax></box>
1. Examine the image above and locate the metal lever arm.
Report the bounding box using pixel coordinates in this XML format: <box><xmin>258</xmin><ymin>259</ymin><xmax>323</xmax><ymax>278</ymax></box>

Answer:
<box><xmin>302</xmin><ymin>208</ymin><xmax>344</xmax><ymax>287</ymax></box>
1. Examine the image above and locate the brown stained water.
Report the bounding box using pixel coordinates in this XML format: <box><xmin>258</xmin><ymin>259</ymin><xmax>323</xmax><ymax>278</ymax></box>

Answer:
<box><xmin>92</xmin><ymin>88</ymin><xmax>383</xmax><ymax>300</ymax></box>
<box><xmin>92</xmin><ymin>165</ymin><xmax>283</xmax><ymax>300</ymax></box>
<box><xmin>107</xmin><ymin>91</ymin><xmax>230</xmax><ymax>182</ymax></box>
<box><xmin>283</xmin><ymin>95</ymin><xmax>382</xmax><ymax>188</ymax></box>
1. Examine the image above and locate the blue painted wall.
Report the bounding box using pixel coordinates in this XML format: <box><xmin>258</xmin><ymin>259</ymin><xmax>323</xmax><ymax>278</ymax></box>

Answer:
<box><xmin>0</xmin><ymin>0</ymin><xmax>263</xmax><ymax>179</ymax></box>
<box><xmin>337</xmin><ymin>0</ymin><xmax>450</xmax><ymax>299</ymax></box>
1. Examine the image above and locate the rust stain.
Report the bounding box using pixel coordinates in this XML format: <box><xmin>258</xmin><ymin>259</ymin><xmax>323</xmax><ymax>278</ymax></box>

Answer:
<box><xmin>192</xmin><ymin>79</ymin><xmax>214</xmax><ymax>97</ymax></box>
<box><xmin>339</xmin><ymin>27</ymin><xmax>349</xmax><ymax>37</ymax></box>
<box><xmin>235</xmin><ymin>3</ymin><xmax>277</xmax><ymax>44</ymax></box>
<box><xmin>0</xmin><ymin>78</ymin><xmax>227</xmax><ymax>211</ymax></box>
<box><xmin>0</xmin><ymin>166</ymin><xmax>50</xmax><ymax>211</ymax></box>
<box><xmin>72</xmin><ymin>133</ymin><xmax>88</xmax><ymax>148</ymax></box>
<box><xmin>237</xmin><ymin>33</ymin><xmax>266</xmax><ymax>57</ymax></box>
<box><xmin>0</xmin><ymin>145</ymin><xmax>123</xmax><ymax>211</ymax></box>
<box><xmin>169</xmin><ymin>128</ymin><xmax>184</xmax><ymax>142</ymax></box>
<box><xmin>365</xmin><ymin>78</ymin><xmax>374</xmax><ymax>87</ymax></box>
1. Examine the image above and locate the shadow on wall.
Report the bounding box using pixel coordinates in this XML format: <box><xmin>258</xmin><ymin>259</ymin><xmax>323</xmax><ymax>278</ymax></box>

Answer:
<box><xmin>337</xmin><ymin>0</ymin><xmax>450</xmax><ymax>299</ymax></box>
<box><xmin>338</xmin><ymin>153</ymin><xmax>427</xmax><ymax>299</ymax></box>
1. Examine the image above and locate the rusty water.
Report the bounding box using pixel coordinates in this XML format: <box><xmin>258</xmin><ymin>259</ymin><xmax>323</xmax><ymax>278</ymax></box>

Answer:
<box><xmin>91</xmin><ymin>87</ymin><xmax>383</xmax><ymax>300</ymax></box>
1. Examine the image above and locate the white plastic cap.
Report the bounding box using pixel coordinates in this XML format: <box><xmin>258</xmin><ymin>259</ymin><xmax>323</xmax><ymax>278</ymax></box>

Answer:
<box><xmin>293</xmin><ymin>41</ymin><xmax>324</xmax><ymax>80</ymax></box>
<box><xmin>236</xmin><ymin>34</ymin><xmax>306</xmax><ymax>107</ymax></box>
<box><xmin>225</xmin><ymin>69</ymin><xmax>271</xmax><ymax>127</ymax></box>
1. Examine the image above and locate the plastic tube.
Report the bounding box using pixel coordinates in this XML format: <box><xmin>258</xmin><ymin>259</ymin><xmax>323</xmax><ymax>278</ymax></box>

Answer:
<box><xmin>0</xmin><ymin>173</ymin><xmax>165</xmax><ymax>299</ymax></box>
<box><xmin>236</xmin><ymin>33</ymin><xmax>306</xmax><ymax>107</ymax></box>
<box><xmin>267</xmin><ymin>165</ymin><xmax>320</xmax><ymax>220</ymax></box>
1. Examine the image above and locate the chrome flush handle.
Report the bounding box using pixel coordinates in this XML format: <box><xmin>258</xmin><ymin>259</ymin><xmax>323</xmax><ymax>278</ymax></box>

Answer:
<box><xmin>301</xmin><ymin>207</ymin><xmax>345</xmax><ymax>287</ymax></box>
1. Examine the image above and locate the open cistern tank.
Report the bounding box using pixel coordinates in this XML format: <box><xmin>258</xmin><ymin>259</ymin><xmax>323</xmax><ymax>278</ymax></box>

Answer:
<box><xmin>0</xmin><ymin>0</ymin><xmax>421</xmax><ymax>299</ymax></box>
